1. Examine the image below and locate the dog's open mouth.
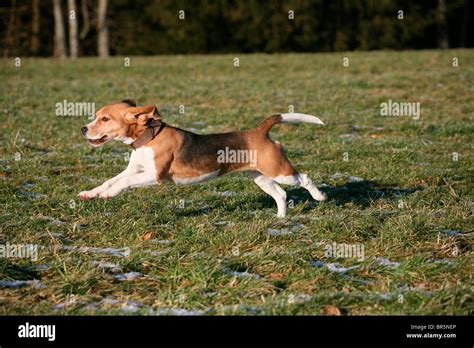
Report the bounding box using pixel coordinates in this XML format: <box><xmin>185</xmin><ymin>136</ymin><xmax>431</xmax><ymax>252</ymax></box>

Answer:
<box><xmin>87</xmin><ymin>135</ymin><xmax>108</xmax><ymax>145</ymax></box>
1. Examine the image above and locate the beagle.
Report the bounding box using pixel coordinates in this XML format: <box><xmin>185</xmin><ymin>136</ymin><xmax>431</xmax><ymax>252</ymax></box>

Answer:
<box><xmin>79</xmin><ymin>100</ymin><xmax>327</xmax><ymax>217</ymax></box>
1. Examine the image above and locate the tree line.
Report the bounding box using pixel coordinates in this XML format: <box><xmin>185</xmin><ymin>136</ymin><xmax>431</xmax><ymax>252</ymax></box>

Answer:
<box><xmin>1</xmin><ymin>0</ymin><xmax>472</xmax><ymax>58</ymax></box>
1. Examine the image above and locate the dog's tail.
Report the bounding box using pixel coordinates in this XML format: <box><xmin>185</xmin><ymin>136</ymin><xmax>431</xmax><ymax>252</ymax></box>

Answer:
<box><xmin>258</xmin><ymin>113</ymin><xmax>324</xmax><ymax>133</ymax></box>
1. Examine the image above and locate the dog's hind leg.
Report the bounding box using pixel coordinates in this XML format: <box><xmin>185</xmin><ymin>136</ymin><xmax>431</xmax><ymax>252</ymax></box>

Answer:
<box><xmin>249</xmin><ymin>171</ymin><xmax>287</xmax><ymax>218</ymax></box>
<box><xmin>253</xmin><ymin>141</ymin><xmax>327</xmax><ymax>203</ymax></box>
<box><xmin>273</xmin><ymin>173</ymin><xmax>327</xmax><ymax>202</ymax></box>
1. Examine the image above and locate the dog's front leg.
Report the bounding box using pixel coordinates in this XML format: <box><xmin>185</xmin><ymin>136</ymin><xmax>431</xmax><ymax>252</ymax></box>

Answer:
<box><xmin>78</xmin><ymin>150</ymin><xmax>145</xmax><ymax>200</ymax></box>
<box><xmin>78</xmin><ymin>168</ymin><xmax>139</xmax><ymax>200</ymax></box>
<box><xmin>98</xmin><ymin>171</ymin><xmax>157</xmax><ymax>198</ymax></box>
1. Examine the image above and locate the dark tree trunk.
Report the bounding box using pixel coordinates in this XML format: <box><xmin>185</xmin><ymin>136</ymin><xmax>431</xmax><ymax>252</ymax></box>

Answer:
<box><xmin>4</xmin><ymin>0</ymin><xmax>17</xmax><ymax>57</ymax></box>
<box><xmin>437</xmin><ymin>0</ymin><xmax>449</xmax><ymax>49</ymax></box>
<box><xmin>80</xmin><ymin>0</ymin><xmax>90</xmax><ymax>40</ymax></box>
<box><xmin>31</xmin><ymin>0</ymin><xmax>40</xmax><ymax>55</ymax></box>
<box><xmin>461</xmin><ymin>0</ymin><xmax>470</xmax><ymax>47</ymax></box>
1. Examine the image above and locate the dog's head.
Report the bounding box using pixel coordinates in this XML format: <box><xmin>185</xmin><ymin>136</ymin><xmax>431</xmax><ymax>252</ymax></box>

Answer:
<box><xmin>81</xmin><ymin>99</ymin><xmax>160</xmax><ymax>147</ymax></box>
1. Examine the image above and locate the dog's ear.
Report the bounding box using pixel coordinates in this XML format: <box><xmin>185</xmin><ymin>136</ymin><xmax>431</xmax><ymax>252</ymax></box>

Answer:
<box><xmin>121</xmin><ymin>99</ymin><xmax>136</xmax><ymax>107</ymax></box>
<box><xmin>124</xmin><ymin>105</ymin><xmax>160</xmax><ymax>125</ymax></box>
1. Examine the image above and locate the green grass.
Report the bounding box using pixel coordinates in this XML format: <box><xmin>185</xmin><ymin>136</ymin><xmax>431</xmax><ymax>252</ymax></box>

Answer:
<box><xmin>0</xmin><ymin>50</ymin><xmax>473</xmax><ymax>315</ymax></box>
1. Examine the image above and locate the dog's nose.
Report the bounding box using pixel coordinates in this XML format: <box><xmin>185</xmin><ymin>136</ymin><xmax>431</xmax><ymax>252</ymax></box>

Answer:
<box><xmin>81</xmin><ymin>126</ymin><xmax>88</xmax><ymax>135</ymax></box>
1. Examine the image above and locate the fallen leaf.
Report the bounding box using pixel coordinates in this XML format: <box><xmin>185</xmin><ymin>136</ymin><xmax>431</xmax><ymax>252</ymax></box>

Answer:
<box><xmin>268</xmin><ymin>272</ymin><xmax>283</xmax><ymax>280</ymax></box>
<box><xmin>141</xmin><ymin>261</ymin><xmax>152</xmax><ymax>269</ymax></box>
<box><xmin>141</xmin><ymin>231</ymin><xmax>153</xmax><ymax>241</ymax></box>
<box><xmin>180</xmin><ymin>279</ymin><xmax>192</xmax><ymax>287</ymax></box>
<box><xmin>417</xmin><ymin>283</ymin><xmax>428</xmax><ymax>290</ymax></box>
<box><xmin>322</xmin><ymin>304</ymin><xmax>341</xmax><ymax>316</ymax></box>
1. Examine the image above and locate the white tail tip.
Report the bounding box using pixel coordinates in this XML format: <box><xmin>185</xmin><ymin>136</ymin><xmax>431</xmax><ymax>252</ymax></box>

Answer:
<box><xmin>281</xmin><ymin>113</ymin><xmax>324</xmax><ymax>125</ymax></box>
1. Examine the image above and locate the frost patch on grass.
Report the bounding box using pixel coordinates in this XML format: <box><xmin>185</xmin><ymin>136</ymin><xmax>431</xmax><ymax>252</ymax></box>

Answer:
<box><xmin>430</xmin><ymin>258</ymin><xmax>456</xmax><ymax>265</ymax></box>
<box><xmin>372</xmin><ymin>257</ymin><xmax>400</xmax><ymax>268</ymax></box>
<box><xmin>339</xmin><ymin>133</ymin><xmax>358</xmax><ymax>139</ymax></box>
<box><xmin>148</xmin><ymin>239</ymin><xmax>172</xmax><ymax>245</ymax></box>
<box><xmin>326</xmin><ymin>263</ymin><xmax>360</xmax><ymax>273</ymax></box>
<box><xmin>223</xmin><ymin>267</ymin><xmax>261</xmax><ymax>279</ymax></box>
<box><xmin>329</xmin><ymin>173</ymin><xmax>364</xmax><ymax>182</ymax></box>
<box><xmin>18</xmin><ymin>191</ymin><xmax>47</xmax><ymax>199</ymax></box>
<box><xmin>42</xmin><ymin>232</ymin><xmax>64</xmax><ymax>238</ymax></box>
<box><xmin>100</xmin><ymin>298</ymin><xmax>143</xmax><ymax>313</ymax></box>
<box><xmin>214</xmin><ymin>221</ymin><xmax>230</xmax><ymax>226</ymax></box>
<box><xmin>37</xmin><ymin>215</ymin><xmax>66</xmax><ymax>226</ymax></box>
<box><xmin>330</xmin><ymin>173</ymin><xmax>346</xmax><ymax>180</ymax></box>
<box><xmin>290</xmin><ymin>222</ymin><xmax>305</xmax><ymax>230</ymax></box>
<box><xmin>267</xmin><ymin>228</ymin><xmax>293</xmax><ymax>236</ymax></box>
<box><xmin>56</xmin><ymin>298</ymin><xmax>146</xmax><ymax>313</ymax></box>
<box><xmin>143</xmin><ymin>249</ymin><xmax>171</xmax><ymax>257</ymax></box>
<box><xmin>112</xmin><ymin>271</ymin><xmax>143</xmax><ymax>281</ymax></box>
<box><xmin>214</xmin><ymin>304</ymin><xmax>262</xmax><ymax>314</ymax></box>
<box><xmin>310</xmin><ymin>260</ymin><xmax>360</xmax><ymax>274</ymax></box>
<box><xmin>155</xmin><ymin>308</ymin><xmax>206</xmax><ymax>316</ymax></box>
<box><xmin>61</xmin><ymin>297</ymin><xmax>207</xmax><ymax>315</ymax></box>
<box><xmin>397</xmin><ymin>285</ymin><xmax>435</xmax><ymax>296</ymax></box>
<box><xmin>266</xmin><ymin>222</ymin><xmax>303</xmax><ymax>236</ymax></box>
<box><xmin>91</xmin><ymin>261</ymin><xmax>122</xmax><ymax>273</ymax></box>
<box><xmin>351</xmin><ymin>125</ymin><xmax>385</xmax><ymax>131</ymax></box>
<box><xmin>60</xmin><ymin>245</ymin><xmax>130</xmax><ymax>257</ymax></box>
<box><xmin>348</xmin><ymin>176</ymin><xmax>364</xmax><ymax>183</ymax></box>
<box><xmin>21</xmin><ymin>181</ymin><xmax>36</xmax><ymax>188</ymax></box>
<box><xmin>376</xmin><ymin>293</ymin><xmax>394</xmax><ymax>301</ymax></box>
<box><xmin>55</xmin><ymin>300</ymin><xmax>88</xmax><ymax>309</ymax></box>
<box><xmin>0</xmin><ymin>279</ymin><xmax>44</xmax><ymax>288</ymax></box>
<box><xmin>242</xmin><ymin>250</ymin><xmax>262</xmax><ymax>257</ymax></box>
<box><xmin>216</xmin><ymin>190</ymin><xmax>237</xmax><ymax>197</ymax></box>
<box><xmin>441</xmin><ymin>229</ymin><xmax>473</xmax><ymax>236</ymax></box>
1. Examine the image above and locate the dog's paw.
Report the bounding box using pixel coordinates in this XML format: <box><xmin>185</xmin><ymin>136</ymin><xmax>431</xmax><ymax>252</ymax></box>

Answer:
<box><xmin>99</xmin><ymin>191</ymin><xmax>114</xmax><ymax>199</ymax></box>
<box><xmin>78</xmin><ymin>190</ymin><xmax>98</xmax><ymax>200</ymax></box>
<box><xmin>314</xmin><ymin>191</ymin><xmax>328</xmax><ymax>202</ymax></box>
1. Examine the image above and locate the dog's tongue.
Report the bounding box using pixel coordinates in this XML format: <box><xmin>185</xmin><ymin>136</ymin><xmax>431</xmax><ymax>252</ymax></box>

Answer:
<box><xmin>89</xmin><ymin>135</ymin><xmax>107</xmax><ymax>144</ymax></box>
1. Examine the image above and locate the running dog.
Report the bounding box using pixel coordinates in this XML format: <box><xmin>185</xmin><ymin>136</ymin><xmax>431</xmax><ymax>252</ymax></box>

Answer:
<box><xmin>79</xmin><ymin>99</ymin><xmax>327</xmax><ymax>217</ymax></box>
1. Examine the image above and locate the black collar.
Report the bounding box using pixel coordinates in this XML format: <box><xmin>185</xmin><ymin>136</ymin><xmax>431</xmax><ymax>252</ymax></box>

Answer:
<box><xmin>131</xmin><ymin>119</ymin><xmax>165</xmax><ymax>149</ymax></box>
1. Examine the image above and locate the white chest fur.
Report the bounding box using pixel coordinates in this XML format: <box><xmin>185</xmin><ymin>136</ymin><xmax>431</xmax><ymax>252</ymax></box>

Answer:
<box><xmin>129</xmin><ymin>146</ymin><xmax>157</xmax><ymax>174</ymax></box>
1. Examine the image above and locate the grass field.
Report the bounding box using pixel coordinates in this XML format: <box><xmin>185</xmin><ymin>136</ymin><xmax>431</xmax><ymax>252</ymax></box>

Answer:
<box><xmin>0</xmin><ymin>50</ymin><xmax>473</xmax><ymax>315</ymax></box>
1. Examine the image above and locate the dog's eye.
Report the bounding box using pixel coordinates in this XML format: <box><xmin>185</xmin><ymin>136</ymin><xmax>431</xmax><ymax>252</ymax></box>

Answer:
<box><xmin>101</xmin><ymin>117</ymin><xmax>110</xmax><ymax>122</ymax></box>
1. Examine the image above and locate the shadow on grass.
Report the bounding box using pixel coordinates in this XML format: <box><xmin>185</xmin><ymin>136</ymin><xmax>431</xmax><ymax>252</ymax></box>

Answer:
<box><xmin>0</xmin><ymin>261</ymin><xmax>40</xmax><ymax>280</ymax></box>
<box><xmin>291</xmin><ymin>180</ymin><xmax>420</xmax><ymax>209</ymax></box>
<box><xmin>174</xmin><ymin>180</ymin><xmax>421</xmax><ymax>217</ymax></box>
